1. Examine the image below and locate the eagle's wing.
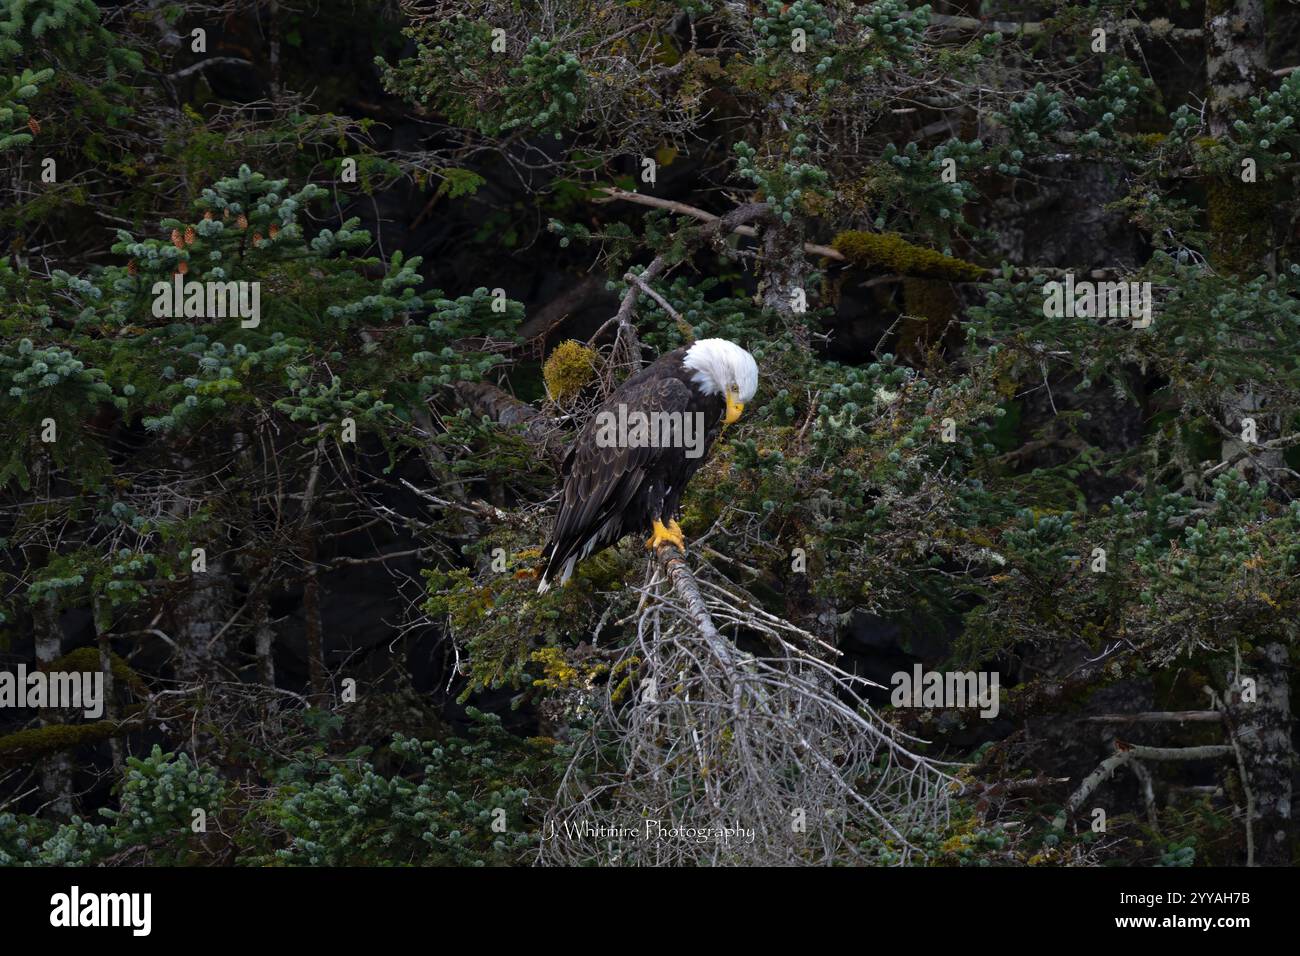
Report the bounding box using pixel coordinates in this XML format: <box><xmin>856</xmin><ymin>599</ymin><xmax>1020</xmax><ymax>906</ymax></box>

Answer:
<box><xmin>541</xmin><ymin>375</ymin><xmax>695</xmax><ymax>587</ymax></box>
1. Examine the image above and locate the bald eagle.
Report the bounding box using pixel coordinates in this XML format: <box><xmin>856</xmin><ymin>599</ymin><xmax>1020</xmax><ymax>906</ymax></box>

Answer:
<box><xmin>538</xmin><ymin>338</ymin><xmax>759</xmax><ymax>592</ymax></box>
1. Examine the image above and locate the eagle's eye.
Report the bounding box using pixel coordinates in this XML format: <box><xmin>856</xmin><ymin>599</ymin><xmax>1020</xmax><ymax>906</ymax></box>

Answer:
<box><xmin>723</xmin><ymin>382</ymin><xmax>744</xmax><ymax>425</ymax></box>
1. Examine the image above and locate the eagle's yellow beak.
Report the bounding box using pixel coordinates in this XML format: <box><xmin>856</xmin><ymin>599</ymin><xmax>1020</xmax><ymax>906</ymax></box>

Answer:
<box><xmin>724</xmin><ymin>390</ymin><xmax>744</xmax><ymax>426</ymax></box>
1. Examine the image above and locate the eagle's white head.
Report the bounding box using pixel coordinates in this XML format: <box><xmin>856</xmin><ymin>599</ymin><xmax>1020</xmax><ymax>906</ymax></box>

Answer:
<box><xmin>682</xmin><ymin>338</ymin><xmax>759</xmax><ymax>425</ymax></box>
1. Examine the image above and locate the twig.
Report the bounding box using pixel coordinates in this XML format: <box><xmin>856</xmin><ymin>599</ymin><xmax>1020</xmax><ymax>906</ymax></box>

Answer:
<box><xmin>626</xmin><ymin>271</ymin><xmax>683</xmax><ymax>322</ymax></box>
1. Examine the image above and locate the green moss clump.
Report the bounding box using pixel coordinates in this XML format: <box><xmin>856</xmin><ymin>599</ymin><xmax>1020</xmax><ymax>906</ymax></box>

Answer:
<box><xmin>542</xmin><ymin>339</ymin><xmax>599</xmax><ymax>402</ymax></box>
<box><xmin>832</xmin><ymin>230</ymin><xmax>987</xmax><ymax>282</ymax></box>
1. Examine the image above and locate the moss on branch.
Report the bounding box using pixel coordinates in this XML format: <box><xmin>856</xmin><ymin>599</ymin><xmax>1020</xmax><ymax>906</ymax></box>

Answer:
<box><xmin>45</xmin><ymin>646</ymin><xmax>150</xmax><ymax>698</ymax></box>
<box><xmin>0</xmin><ymin>708</ymin><xmax>147</xmax><ymax>767</ymax></box>
<box><xmin>832</xmin><ymin>230</ymin><xmax>987</xmax><ymax>282</ymax></box>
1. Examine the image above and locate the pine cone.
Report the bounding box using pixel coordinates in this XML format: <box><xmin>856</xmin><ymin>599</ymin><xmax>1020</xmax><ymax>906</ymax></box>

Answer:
<box><xmin>176</xmin><ymin>260</ymin><xmax>188</xmax><ymax>275</ymax></box>
<box><xmin>127</xmin><ymin>260</ymin><xmax>138</xmax><ymax>276</ymax></box>
<box><xmin>268</xmin><ymin>223</ymin><xmax>280</xmax><ymax>239</ymax></box>
<box><xmin>184</xmin><ymin>226</ymin><xmax>197</xmax><ymax>246</ymax></box>
<box><xmin>203</xmin><ymin>211</ymin><xmax>214</xmax><ymax>221</ymax></box>
<box><xmin>27</xmin><ymin>116</ymin><xmax>40</xmax><ymax>136</ymax></box>
<box><xmin>171</xmin><ymin>228</ymin><xmax>184</xmax><ymax>249</ymax></box>
<box><xmin>236</xmin><ymin>214</ymin><xmax>249</xmax><ymax>230</ymax></box>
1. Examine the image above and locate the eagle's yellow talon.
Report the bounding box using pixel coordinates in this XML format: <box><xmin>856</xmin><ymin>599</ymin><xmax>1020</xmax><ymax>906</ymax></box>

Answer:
<box><xmin>646</xmin><ymin>518</ymin><xmax>686</xmax><ymax>552</ymax></box>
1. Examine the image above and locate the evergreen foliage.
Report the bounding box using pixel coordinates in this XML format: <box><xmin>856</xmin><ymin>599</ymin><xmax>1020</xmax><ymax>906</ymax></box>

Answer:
<box><xmin>1</xmin><ymin>0</ymin><xmax>1296</xmax><ymax>867</ymax></box>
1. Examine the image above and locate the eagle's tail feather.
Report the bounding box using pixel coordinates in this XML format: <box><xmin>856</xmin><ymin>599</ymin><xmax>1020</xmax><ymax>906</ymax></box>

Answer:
<box><xmin>538</xmin><ymin>513</ymin><xmax>621</xmax><ymax>593</ymax></box>
<box><xmin>537</xmin><ymin>551</ymin><xmax>578</xmax><ymax>594</ymax></box>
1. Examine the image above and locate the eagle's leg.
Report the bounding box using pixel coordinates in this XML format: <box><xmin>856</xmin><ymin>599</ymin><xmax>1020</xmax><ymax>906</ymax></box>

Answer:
<box><xmin>646</xmin><ymin>517</ymin><xmax>686</xmax><ymax>552</ymax></box>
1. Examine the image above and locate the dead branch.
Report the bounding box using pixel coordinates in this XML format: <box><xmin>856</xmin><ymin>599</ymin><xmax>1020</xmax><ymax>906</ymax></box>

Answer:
<box><xmin>539</xmin><ymin>545</ymin><xmax>957</xmax><ymax>865</ymax></box>
<box><xmin>597</xmin><ymin>187</ymin><xmax>845</xmax><ymax>260</ymax></box>
<box><xmin>1076</xmin><ymin>711</ymin><xmax>1224</xmax><ymax>724</ymax></box>
<box><xmin>653</xmin><ymin>540</ymin><xmax>723</xmax><ymax>649</ymax></box>
<box><xmin>161</xmin><ymin>57</ymin><xmax>253</xmax><ymax>81</ymax></box>
<box><xmin>1053</xmin><ymin>743</ymin><xmax>1234</xmax><ymax>830</ymax></box>
<box><xmin>927</xmin><ymin>13</ymin><xmax>1202</xmax><ymax>41</ymax></box>
<box><xmin>451</xmin><ymin>380</ymin><xmax>568</xmax><ymax>461</ymax></box>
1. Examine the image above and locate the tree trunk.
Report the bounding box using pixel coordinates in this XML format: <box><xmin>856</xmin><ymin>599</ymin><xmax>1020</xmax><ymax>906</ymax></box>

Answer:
<box><xmin>1205</xmin><ymin>0</ymin><xmax>1293</xmax><ymax>866</ymax></box>
<box><xmin>34</xmin><ymin>594</ymin><xmax>74</xmax><ymax>818</ymax></box>
<box><xmin>94</xmin><ymin>597</ymin><xmax>123</xmax><ymax>773</ymax></box>
<box><xmin>760</xmin><ymin>216</ymin><xmax>809</xmax><ymax>342</ymax></box>
<box><xmin>300</xmin><ymin>455</ymin><xmax>328</xmax><ymax>704</ymax></box>
<box><xmin>1226</xmin><ymin>640</ymin><xmax>1294</xmax><ymax>865</ymax></box>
